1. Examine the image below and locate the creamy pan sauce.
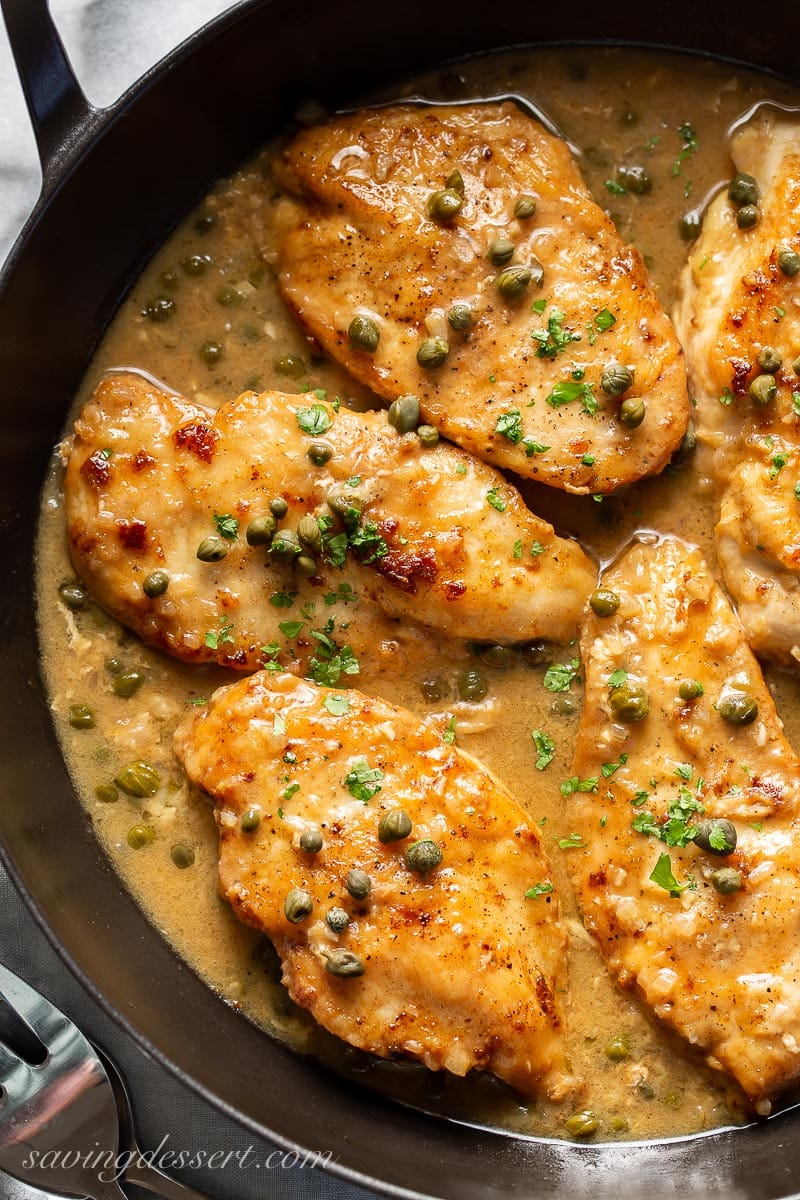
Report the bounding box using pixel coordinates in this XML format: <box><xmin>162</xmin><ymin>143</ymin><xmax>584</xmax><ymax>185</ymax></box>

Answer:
<box><xmin>37</xmin><ymin>48</ymin><xmax>800</xmax><ymax>1141</ymax></box>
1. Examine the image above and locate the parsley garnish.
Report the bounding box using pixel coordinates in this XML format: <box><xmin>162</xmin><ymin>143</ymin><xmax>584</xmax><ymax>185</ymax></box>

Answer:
<box><xmin>560</xmin><ymin>778</ymin><xmax>598</xmax><ymax>797</ymax></box>
<box><xmin>769</xmin><ymin>453</ymin><xmax>789</xmax><ymax>479</ymax></box>
<box><xmin>531</xmin><ymin>308</ymin><xmax>581</xmax><ymax>359</ymax></box>
<box><xmin>531</xmin><ymin>730</ymin><xmax>555</xmax><ymax>771</ymax></box>
<box><xmin>296</xmin><ymin>404</ymin><xmax>332</xmax><ymax>436</ymax></box>
<box><xmin>348</xmin><ymin>519</ymin><xmax>388</xmax><ymax>564</ymax></box>
<box><xmin>279</xmin><ymin>620</ymin><xmax>304</xmax><ymax>639</ymax></box>
<box><xmin>594</xmin><ymin>308</ymin><xmax>617</xmax><ymax>332</ymax></box>
<box><xmin>323</xmin><ymin>694</ymin><xmax>350</xmax><ymax>716</ymax></box>
<box><xmin>532</xmin><ymin>298</ymin><xmax>547</xmax><ymax>314</ymax></box>
<box><xmin>530</xmin><ymin>540</ymin><xmax>545</xmax><ymax>557</ymax></box>
<box><xmin>307</xmin><ymin>626</ymin><xmax>360</xmax><ymax>686</ymax></box>
<box><xmin>649</xmin><ymin>852</ymin><xmax>694</xmax><ymax>897</ymax></box>
<box><xmin>495</xmin><ymin>409</ymin><xmax>523</xmax><ymax>443</ymax></box>
<box><xmin>674</xmin><ymin>763</ymin><xmax>692</xmax><ymax>781</ymax></box>
<box><xmin>204</xmin><ymin>616</ymin><xmax>235</xmax><ymax>650</ymax></box>
<box><xmin>608</xmin><ymin>668</ymin><xmax>628</xmax><ymax>689</ymax></box>
<box><xmin>792</xmin><ymin>392</ymin><xmax>800</xmax><ymax>416</ymax></box>
<box><xmin>605</xmin><ymin>179</ymin><xmax>627</xmax><ymax>196</ymax></box>
<box><xmin>718</xmin><ymin>389</ymin><xmax>734</xmax><ymax>407</ymax></box>
<box><xmin>671</xmin><ymin>122</ymin><xmax>698</xmax><ymax>176</ymax></box>
<box><xmin>544</xmin><ymin>380</ymin><xmax>598</xmax><ymax>416</ymax></box>
<box><xmin>344</xmin><ymin>758</ymin><xmax>384</xmax><ymax>802</ymax></box>
<box><xmin>523</xmin><ymin>437</ymin><xmax>550</xmax><ymax>457</ymax></box>
<box><xmin>324</xmin><ymin>582</ymin><xmax>357</xmax><ymax>607</ymax></box>
<box><xmin>486</xmin><ymin>487</ymin><xmax>507</xmax><ymax>512</ymax></box>
<box><xmin>525</xmin><ymin>881</ymin><xmax>554</xmax><ymax>899</ymax></box>
<box><xmin>282</xmin><ymin>783</ymin><xmax>299</xmax><ymax>802</ymax></box>
<box><xmin>544</xmin><ymin>658</ymin><xmax>580</xmax><ymax>692</ymax></box>
<box><xmin>443</xmin><ymin>716</ymin><xmax>457</xmax><ymax>745</ymax></box>
<box><xmin>213</xmin><ymin>513</ymin><xmax>239</xmax><ymax>540</ymax></box>
<box><xmin>513</xmin><ymin>539</ymin><xmax>523</xmax><ymax>560</ymax></box>
<box><xmin>269</xmin><ymin>591</ymin><xmax>295</xmax><ymax>608</ymax></box>
<box><xmin>556</xmin><ymin>831</ymin><xmax>588</xmax><ymax>849</ymax></box>
<box><xmin>601</xmin><ymin>753</ymin><xmax>628</xmax><ymax>778</ymax></box>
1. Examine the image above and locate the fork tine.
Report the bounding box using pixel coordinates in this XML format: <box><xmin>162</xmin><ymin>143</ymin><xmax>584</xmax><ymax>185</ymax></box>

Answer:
<box><xmin>0</xmin><ymin>962</ymin><xmax>72</xmax><ymax>1050</ymax></box>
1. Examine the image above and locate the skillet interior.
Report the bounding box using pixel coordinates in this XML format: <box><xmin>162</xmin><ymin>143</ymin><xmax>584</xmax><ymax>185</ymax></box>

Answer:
<box><xmin>2</xmin><ymin>0</ymin><xmax>800</xmax><ymax>1195</ymax></box>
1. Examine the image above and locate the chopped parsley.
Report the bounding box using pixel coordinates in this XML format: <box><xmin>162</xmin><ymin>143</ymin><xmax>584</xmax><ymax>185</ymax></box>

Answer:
<box><xmin>324</xmin><ymin>582</ymin><xmax>357</xmax><ymax>607</ymax></box>
<box><xmin>204</xmin><ymin>617</ymin><xmax>235</xmax><ymax>650</ymax></box>
<box><xmin>544</xmin><ymin>658</ymin><xmax>580</xmax><ymax>692</ymax></box>
<box><xmin>281</xmin><ymin>782</ymin><xmax>299</xmax><ymax>803</ymax></box>
<box><xmin>601</xmin><ymin>753</ymin><xmax>628</xmax><ymax>778</ymax></box>
<box><xmin>674</xmin><ymin>763</ymin><xmax>692</xmax><ymax>781</ymax></box>
<box><xmin>530</xmin><ymin>540</ymin><xmax>545</xmax><ymax>557</ymax></box>
<box><xmin>348</xmin><ymin>519</ymin><xmax>388</xmax><ymax>564</ymax></box>
<box><xmin>513</xmin><ymin>539</ymin><xmax>523</xmax><ymax>560</ymax></box>
<box><xmin>793</xmin><ymin>392</ymin><xmax>800</xmax><ymax>416</ymax></box>
<box><xmin>486</xmin><ymin>486</ymin><xmax>507</xmax><ymax>512</ymax></box>
<box><xmin>532</xmin><ymin>298</ymin><xmax>548</xmax><ymax>314</ymax></box>
<box><xmin>279</xmin><ymin>620</ymin><xmax>304</xmax><ymax>639</ymax></box>
<box><xmin>718</xmin><ymin>388</ymin><xmax>734</xmax><ymax>407</ymax></box>
<box><xmin>605</xmin><ymin>179</ymin><xmax>627</xmax><ymax>196</ymax></box>
<box><xmin>531</xmin><ymin>730</ymin><xmax>555</xmax><ymax>771</ymax></box>
<box><xmin>495</xmin><ymin>409</ymin><xmax>524</xmax><ymax>443</ymax></box>
<box><xmin>544</xmin><ymin>379</ymin><xmax>598</xmax><ymax>416</ymax></box>
<box><xmin>296</xmin><ymin>403</ymin><xmax>332</xmax><ymax>436</ymax></box>
<box><xmin>525</xmin><ymin>880</ymin><xmax>554</xmax><ymax>899</ymax></box>
<box><xmin>607</xmin><ymin>668</ymin><xmax>628</xmax><ymax>689</ymax></box>
<box><xmin>523</xmin><ymin>437</ymin><xmax>550</xmax><ymax>457</ymax></box>
<box><xmin>269</xmin><ymin>591</ymin><xmax>295</xmax><ymax>608</ymax></box>
<box><xmin>649</xmin><ymin>852</ymin><xmax>694</xmax><ymax>897</ymax></box>
<box><xmin>213</xmin><ymin>512</ymin><xmax>239</xmax><ymax>540</ymax></box>
<box><xmin>671</xmin><ymin>122</ymin><xmax>698</xmax><ymax>176</ymax></box>
<box><xmin>531</xmin><ymin>308</ymin><xmax>581</xmax><ymax>359</ymax></box>
<box><xmin>769</xmin><ymin>453</ymin><xmax>789</xmax><ymax>479</ymax></box>
<box><xmin>323</xmin><ymin>694</ymin><xmax>350</xmax><ymax>716</ymax></box>
<box><xmin>594</xmin><ymin>308</ymin><xmax>617</xmax><ymax>332</ymax></box>
<box><xmin>556</xmin><ymin>831</ymin><xmax>588</xmax><ymax>849</ymax></box>
<box><xmin>307</xmin><ymin>623</ymin><xmax>360</xmax><ymax>686</ymax></box>
<box><xmin>443</xmin><ymin>715</ymin><xmax>457</xmax><ymax>745</ymax></box>
<box><xmin>344</xmin><ymin>758</ymin><xmax>384</xmax><ymax>802</ymax></box>
<box><xmin>775</xmin><ymin>306</ymin><xmax>786</xmax><ymax>319</ymax></box>
<box><xmin>560</xmin><ymin>777</ymin><xmax>598</xmax><ymax>797</ymax></box>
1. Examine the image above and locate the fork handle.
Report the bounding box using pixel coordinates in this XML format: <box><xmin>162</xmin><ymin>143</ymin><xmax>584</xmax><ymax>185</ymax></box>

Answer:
<box><xmin>124</xmin><ymin>1160</ymin><xmax>213</xmax><ymax>1200</ymax></box>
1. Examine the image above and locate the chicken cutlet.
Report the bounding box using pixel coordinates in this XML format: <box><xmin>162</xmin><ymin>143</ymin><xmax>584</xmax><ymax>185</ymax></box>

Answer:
<box><xmin>271</xmin><ymin>102</ymin><xmax>689</xmax><ymax>494</ymax></box>
<box><xmin>568</xmin><ymin>535</ymin><xmax>800</xmax><ymax>1106</ymax></box>
<box><xmin>174</xmin><ymin>671</ymin><xmax>571</xmax><ymax>1098</ymax></box>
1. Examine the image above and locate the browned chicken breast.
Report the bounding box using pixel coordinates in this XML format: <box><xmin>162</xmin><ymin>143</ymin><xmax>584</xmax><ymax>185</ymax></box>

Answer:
<box><xmin>64</xmin><ymin>371</ymin><xmax>595</xmax><ymax>671</ymax></box>
<box><xmin>271</xmin><ymin>102</ymin><xmax>689</xmax><ymax>495</ymax></box>
<box><xmin>674</xmin><ymin>107</ymin><xmax>800</xmax><ymax>667</ymax></box>
<box><xmin>568</xmin><ymin>535</ymin><xmax>800</xmax><ymax>1106</ymax></box>
<box><xmin>174</xmin><ymin>671</ymin><xmax>571</xmax><ymax>1098</ymax></box>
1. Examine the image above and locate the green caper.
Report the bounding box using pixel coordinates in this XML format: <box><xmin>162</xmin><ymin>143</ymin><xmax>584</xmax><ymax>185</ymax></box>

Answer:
<box><xmin>326</xmin><ymin>487</ymin><xmax>362</xmax><ymax>522</ymax></box>
<box><xmin>246</xmin><ymin>515</ymin><xmax>277</xmax><ymax>546</ymax></box>
<box><xmin>378</xmin><ymin>809</ymin><xmax>413</xmax><ymax>843</ymax></box>
<box><xmin>297</xmin><ymin>514</ymin><xmax>323</xmax><ymax>552</ymax></box>
<box><xmin>619</xmin><ymin>397</ymin><xmax>646</xmax><ymax>428</ymax></box>
<box><xmin>405</xmin><ymin>838</ymin><xmax>443</xmax><ymax>877</ymax></box>
<box><xmin>479</xmin><ymin>645</ymin><xmax>516</xmax><ymax>669</ymax></box>
<box><xmin>346</xmin><ymin>869</ymin><xmax>372</xmax><ymax>900</ymax></box>
<box><xmin>115</xmin><ymin>761</ymin><xmax>160</xmax><ymax>798</ymax></box>
<box><xmin>142</xmin><ymin>570</ymin><xmax>169</xmax><ymax>598</ymax></box>
<box><xmin>348</xmin><ymin>315</ymin><xmax>380</xmax><ymax>353</ymax></box>
<box><xmin>196</xmin><ymin>536</ymin><xmax>228</xmax><ymax>563</ymax></box>
<box><xmin>694</xmin><ymin>818</ymin><xmax>737</xmax><ymax>856</ymax></box>
<box><xmin>143</xmin><ymin>297</ymin><xmax>175</xmax><ymax>323</ymax></box>
<box><xmin>216</xmin><ymin>286</ymin><xmax>242</xmax><ymax>306</ymax></box>
<box><xmin>417</xmin><ymin>337</ymin><xmax>450</xmax><ymax>368</ymax></box>
<box><xmin>736</xmin><ymin>205</ymin><xmax>759</xmax><ymax>230</ymax></box>
<box><xmin>495</xmin><ymin>264</ymin><xmax>533</xmax><ymax>300</ymax></box>
<box><xmin>326</xmin><ymin>907</ymin><xmax>350</xmax><ymax>934</ymax></box>
<box><xmin>274</xmin><ymin>354</ymin><xmax>306</xmax><ymax>379</ymax></box>
<box><xmin>758</xmin><ymin>346</ymin><xmax>783</xmax><ymax>373</ymax></box>
<box><xmin>295</xmin><ymin>554</ymin><xmax>317</xmax><ymax>577</ymax></box>
<box><xmin>59</xmin><ymin>581</ymin><xmax>88</xmax><ymax>611</ymax></box>
<box><xmin>112</xmin><ymin>669</ymin><xmax>145</xmax><ymax>699</ymax></box>
<box><xmin>181</xmin><ymin>253</ymin><xmax>212</xmax><ymax>275</ymax></box>
<box><xmin>269</xmin><ymin>529</ymin><xmax>301</xmax><ymax>561</ymax></box>
<box><xmin>241</xmin><ymin>806</ymin><xmax>262</xmax><ymax>832</ymax></box>
<box><xmin>68</xmin><ymin>704</ymin><xmax>95</xmax><ymax>730</ymax></box>
<box><xmin>270</xmin><ymin>497</ymin><xmax>289</xmax><ymax>519</ymax></box>
<box><xmin>447</xmin><ymin>303</ymin><xmax>473</xmax><ymax>332</ymax></box>
<box><xmin>605</xmin><ymin>1034</ymin><xmax>631</xmax><ymax>1062</ymax></box>
<box><xmin>514</xmin><ymin>195</ymin><xmax>537</xmax><ymax>220</ymax></box>
<box><xmin>564</xmin><ymin>1110</ymin><xmax>599</xmax><ymax>1138</ymax></box>
<box><xmin>170</xmin><ymin>843</ymin><xmax>195</xmax><ymax>869</ymax></box>
<box><xmin>718</xmin><ymin>691</ymin><xmax>758</xmax><ymax>726</ymax></box>
<box><xmin>728</xmin><ymin>172</ymin><xmax>759</xmax><ymax>207</ymax></box>
<box><xmin>299</xmin><ymin>828</ymin><xmax>324</xmax><ymax>853</ymax></box>
<box><xmin>520</xmin><ymin>640</ymin><xmax>551</xmax><ymax>667</ymax></box>
<box><xmin>420</xmin><ymin>675</ymin><xmax>450</xmax><ymax>702</ymax></box>
<box><xmin>609</xmin><ymin>680</ymin><xmax>649</xmax><ymax>724</ymax></box>
<box><xmin>388</xmin><ymin>394</ymin><xmax>420</xmax><ymax>433</ymax></box>
<box><xmin>417</xmin><ymin>425</ymin><xmax>440</xmax><ymax>447</ymax></box>
<box><xmin>590</xmin><ymin>589</ymin><xmax>620</xmax><ymax>617</ymax></box>
<box><xmin>749</xmin><ymin>374</ymin><xmax>777</xmax><ymax>405</ymax></box>
<box><xmin>678</xmin><ymin>679</ymin><xmax>704</xmax><ymax>701</ymax></box>
<box><xmin>127</xmin><ymin>824</ymin><xmax>156</xmax><ymax>850</ymax></box>
<box><xmin>200</xmin><ymin>340</ymin><xmax>224</xmax><ymax>366</ymax></box>
<box><xmin>324</xmin><ymin>949</ymin><xmax>366</xmax><ymax>978</ymax></box>
<box><xmin>617</xmin><ymin>164</ymin><xmax>652</xmax><ymax>194</ymax></box>
<box><xmin>710</xmin><ymin>867</ymin><xmax>742</xmax><ymax>895</ymax></box>
<box><xmin>445</xmin><ymin>168</ymin><xmax>465</xmax><ymax>195</ymax></box>
<box><xmin>777</xmin><ymin>247</ymin><xmax>800</xmax><ymax>277</ymax></box>
<box><xmin>426</xmin><ymin>188</ymin><xmax>463</xmax><ymax>222</ymax></box>
<box><xmin>284</xmin><ymin>887</ymin><xmax>314</xmax><ymax>924</ymax></box>
<box><xmin>488</xmin><ymin>238</ymin><xmax>515</xmax><ymax>266</ymax></box>
<box><xmin>551</xmin><ymin>695</ymin><xmax>577</xmax><ymax>717</ymax></box>
<box><xmin>95</xmin><ymin>783</ymin><xmax>118</xmax><ymax>804</ymax></box>
<box><xmin>307</xmin><ymin>440</ymin><xmax>333</xmax><ymax>466</ymax></box>
<box><xmin>601</xmin><ymin>362</ymin><xmax>633</xmax><ymax>398</ymax></box>
<box><xmin>678</xmin><ymin>211</ymin><xmax>702</xmax><ymax>242</ymax></box>
<box><xmin>456</xmin><ymin>666</ymin><xmax>488</xmax><ymax>702</ymax></box>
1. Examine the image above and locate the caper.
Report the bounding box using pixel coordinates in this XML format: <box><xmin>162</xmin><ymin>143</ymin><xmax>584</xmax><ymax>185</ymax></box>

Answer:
<box><xmin>417</xmin><ymin>424</ymin><xmax>440</xmax><ymax>447</ymax></box>
<box><xmin>346</xmin><ymin>869</ymin><xmax>372</xmax><ymax>900</ymax></box>
<box><xmin>605</xmin><ymin>1034</ymin><xmax>631</xmax><ymax>1062</ymax></box>
<box><xmin>710</xmin><ymin>867</ymin><xmax>742</xmax><ymax>895</ymax></box>
<box><xmin>590</xmin><ymin>589</ymin><xmax>620</xmax><ymax>617</ymax></box>
<box><xmin>758</xmin><ymin>346</ymin><xmax>783</xmax><ymax>373</ymax></box>
<box><xmin>95</xmin><ymin>783</ymin><xmax>118</xmax><ymax>804</ymax></box>
<box><xmin>426</xmin><ymin>188</ymin><xmax>463</xmax><ymax>222</ymax></box>
<box><xmin>246</xmin><ymin>514</ymin><xmax>277</xmax><ymax>546</ymax></box>
<box><xmin>105</xmin><ymin>656</ymin><xmax>123</xmax><ymax>676</ymax></box>
<box><xmin>326</xmin><ymin>906</ymin><xmax>350</xmax><ymax>933</ymax></box>
<box><xmin>445</xmin><ymin>168</ymin><xmax>465</xmax><ymax>195</ymax></box>
<box><xmin>299</xmin><ymin>828</ymin><xmax>324</xmax><ymax>853</ymax></box>
<box><xmin>170</xmin><ymin>843</ymin><xmax>195</xmax><ymax>869</ymax></box>
<box><xmin>307</xmin><ymin>440</ymin><xmax>333</xmax><ymax>466</ymax></box>
<box><xmin>270</xmin><ymin>497</ymin><xmax>289</xmax><ymax>519</ymax></box>
<box><xmin>749</xmin><ymin>374</ymin><xmax>777</xmax><ymax>406</ymax></box>
<box><xmin>619</xmin><ymin>397</ymin><xmax>646</xmax><ymax>428</ymax></box>
<box><xmin>196</xmin><ymin>536</ymin><xmax>228</xmax><ymax>563</ymax></box>
<box><xmin>488</xmin><ymin>238</ymin><xmax>515</xmax><ymax>266</ymax></box>
<box><xmin>324</xmin><ymin>949</ymin><xmax>366</xmax><ymax>978</ymax></box>
<box><xmin>115</xmin><ymin>761</ymin><xmax>160</xmax><ymax>798</ymax></box>
<box><xmin>378</xmin><ymin>809</ymin><xmax>413</xmax><ymax>843</ymax></box>
<box><xmin>127</xmin><ymin>824</ymin><xmax>156</xmax><ymax>850</ymax></box>
<box><xmin>326</xmin><ymin>487</ymin><xmax>362</xmax><ymax>522</ymax></box>
<box><xmin>181</xmin><ymin>253</ymin><xmax>212</xmax><ymax>275</ymax></box>
<box><xmin>514</xmin><ymin>195</ymin><xmax>537</xmax><ymax>220</ymax></box>
<box><xmin>142</xmin><ymin>570</ymin><xmax>169</xmax><ymax>598</ymax></box>
<box><xmin>161</xmin><ymin>268</ymin><xmax>179</xmax><ymax>290</ymax></box>
<box><xmin>216</xmin><ymin>286</ymin><xmax>242</xmax><ymax>306</ymax></box>
<box><xmin>68</xmin><ymin>704</ymin><xmax>95</xmax><ymax>730</ymax></box>
<box><xmin>678</xmin><ymin>211</ymin><xmax>701</xmax><ymax>242</ymax></box>
<box><xmin>284</xmin><ymin>887</ymin><xmax>313</xmax><ymax>923</ymax></box>
<box><xmin>417</xmin><ymin>337</ymin><xmax>449</xmax><ymax>368</ymax></box>
<box><xmin>564</xmin><ymin>1110</ymin><xmax>599</xmax><ymax>1138</ymax></box>
<box><xmin>112</xmin><ymin>669</ymin><xmax>145</xmax><ymax>699</ymax></box>
<box><xmin>777</xmin><ymin>247</ymin><xmax>800</xmax><ymax>277</ymax></box>
<box><xmin>420</xmin><ymin>675</ymin><xmax>450</xmax><ymax>702</ymax></box>
<box><xmin>269</xmin><ymin>529</ymin><xmax>301</xmax><ymax>561</ymax></box>
<box><xmin>274</xmin><ymin>354</ymin><xmax>306</xmax><ymax>379</ymax></box>
<box><xmin>617</xmin><ymin>164</ymin><xmax>652</xmax><ymax>195</ymax></box>
<box><xmin>718</xmin><ymin>691</ymin><xmax>758</xmax><ymax>726</ymax></box>
<box><xmin>551</xmin><ymin>695</ymin><xmax>577</xmax><ymax>717</ymax></box>
<box><xmin>495</xmin><ymin>264</ymin><xmax>533</xmax><ymax>300</ymax></box>
<box><xmin>601</xmin><ymin>362</ymin><xmax>633</xmax><ymax>398</ymax></box>
<box><xmin>241</xmin><ymin>806</ymin><xmax>262</xmax><ymax>832</ymax></box>
<box><xmin>295</xmin><ymin>555</ymin><xmax>318</xmax><ymax>578</ymax></box>
<box><xmin>297</xmin><ymin>514</ymin><xmax>322</xmax><ymax>553</ymax></box>
<box><xmin>694</xmin><ymin>818</ymin><xmax>737</xmax><ymax>856</ymax></box>
<box><xmin>520</xmin><ymin>640</ymin><xmax>552</xmax><ymax>667</ymax></box>
<box><xmin>59</xmin><ymin>581</ymin><xmax>88</xmax><ymax>611</ymax></box>
<box><xmin>736</xmin><ymin>204</ymin><xmax>759</xmax><ymax>230</ymax></box>
<box><xmin>200</xmin><ymin>339</ymin><xmax>223</xmax><ymax>366</ymax></box>
<box><xmin>405</xmin><ymin>839</ymin><xmax>443</xmax><ymax>877</ymax></box>
<box><xmin>456</xmin><ymin>666</ymin><xmax>488</xmax><ymax>702</ymax></box>
<box><xmin>143</xmin><ymin>297</ymin><xmax>175</xmax><ymax>323</ymax></box>
<box><xmin>609</xmin><ymin>680</ymin><xmax>649</xmax><ymax>724</ymax></box>
<box><xmin>479</xmin><ymin>645</ymin><xmax>516</xmax><ymax>669</ymax></box>
<box><xmin>348</xmin><ymin>315</ymin><xmax>380</xmax><ymax>353</ymax></box>
<box><xmin>388</xmin><ymin>394</ymin><xmax>420</xmax><ymax>433</ymax></box>
<box><xmin>447</xmin><ymin>302</ymin><xmax>473</xmax><ymax>332</ymax></box>
<box><xmin>728</xmin><ymin>172</ymin><xmax>759</xmax><ymax>207</ymax></box>
<box><xmin>678</xmin><ymin>679</ymin><xmax>704</xmax><ymax>701</ymax></box>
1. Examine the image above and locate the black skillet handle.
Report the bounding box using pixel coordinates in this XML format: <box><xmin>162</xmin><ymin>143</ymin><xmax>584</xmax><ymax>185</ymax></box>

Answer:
<box><xmin>1</xmin><ymin>0</ymin><xmax>96</xmax><ymax>186</ymax></box>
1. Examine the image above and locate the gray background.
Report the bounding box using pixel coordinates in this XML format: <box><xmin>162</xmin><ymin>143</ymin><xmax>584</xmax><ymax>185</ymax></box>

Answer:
<box><xmin>0</xmin><ymin>3</ymin><xmax>380</xmax><ymax>1198</ymax></box>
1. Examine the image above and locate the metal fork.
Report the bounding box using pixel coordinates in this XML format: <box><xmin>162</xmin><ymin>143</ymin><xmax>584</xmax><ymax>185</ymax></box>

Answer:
<box><xmin>0</xmin><ymin>962</ymin><xmax>212</xmax><ymax>1200</ymax></box>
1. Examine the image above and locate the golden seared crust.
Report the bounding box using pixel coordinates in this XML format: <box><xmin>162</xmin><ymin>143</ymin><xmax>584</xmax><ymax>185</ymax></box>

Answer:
<box><xmin>174</xmin><ymin>671</ymin><xmax>571</xmax><ymax>1098</ymax></box>
<box><xmin>674</xmin><ymin>108</ymin><xmax>800</xmax><ymax>666</ymax></box>
<box><xmin>64</xmin><ymin>372</ymin><xmax>595</xmax><ymax>670</ymax></box>
<box><xmin>568</xmin><ymin>536</ymin><xmax>800</xmax><ymax>1104</ymax></box>
<box><xmin>272</xmin><ymin>102</ymin><xmax>689</xmax><ymax>494</ymax></box>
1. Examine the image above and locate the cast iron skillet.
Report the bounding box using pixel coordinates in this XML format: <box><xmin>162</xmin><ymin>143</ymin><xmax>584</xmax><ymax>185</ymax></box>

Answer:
<box><xmin>2</xmin><ymin>1</ymin><xmax>800</xmax><ymax>1196</ymax></box>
